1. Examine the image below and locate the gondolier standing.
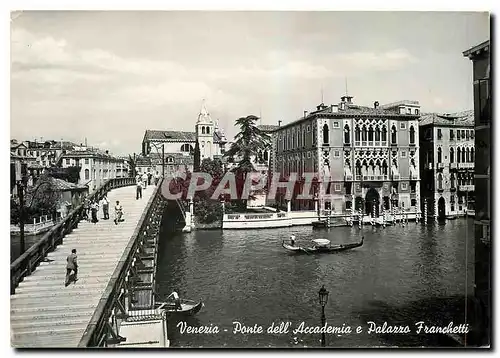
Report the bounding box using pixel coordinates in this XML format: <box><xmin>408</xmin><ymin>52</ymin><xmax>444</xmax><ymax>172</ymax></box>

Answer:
<box><xmin>290</xmin><ymin>235</ymin><xmax>296</xmax><ymax>246</ymax></box>
<box><xmin>166</xmin><ymin>291</ymin><xmax>182</xmax><ymax>310</ymax></box>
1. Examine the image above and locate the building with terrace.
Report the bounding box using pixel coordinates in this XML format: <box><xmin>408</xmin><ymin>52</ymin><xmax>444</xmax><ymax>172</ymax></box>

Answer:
<box><xmin>419</xmin><ymin>111</ymin><xmax>475</xmax><ymax>219</ymax></box>
<box><xmin>270</xmin><ymin>95</ymin><xmax>421</xmax><ymax>216</ymax></box>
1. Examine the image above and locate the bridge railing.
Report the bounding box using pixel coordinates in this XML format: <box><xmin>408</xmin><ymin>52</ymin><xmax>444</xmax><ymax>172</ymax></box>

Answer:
<box><xmin>78</xmin><ymin>178</ymin><xmax>165</xmax><ymax>347</ymax></box>
<box><xmin>10</xmin><ymin>177</ymin><xmax>136</xmax><ymax>294</ymax></box>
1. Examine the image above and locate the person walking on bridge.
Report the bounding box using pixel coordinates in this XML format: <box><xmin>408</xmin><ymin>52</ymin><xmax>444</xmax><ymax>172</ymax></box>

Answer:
<box><xmin>65</xmin><ymin>249</ymin><xmax>78</xmax><ymax>286</ymax></box>
<box><xmin>114</xmin><ymin>200</ymin><xmax>123</xmax><ymax>225</ymax></box>
<box><xmin>100</xmin><ymin>194</ymin><xmax>110</xmax><ymax>220</ymax></box>
<box><xmin>136</xmin><ymin>178</ymin><xmax>143</xmax><ymax>200</ymax></box>
<box><xmin>90</xmin><ymin>200</ymin><xmax>99</xmax><ymax>224</ymax></box>
<box><xmin>142</xmin><ymin>172</ymin><xmax>148</xmax><ymax>189</ymax></box>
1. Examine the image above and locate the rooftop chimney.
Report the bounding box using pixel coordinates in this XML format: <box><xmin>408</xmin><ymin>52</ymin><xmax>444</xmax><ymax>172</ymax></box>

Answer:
<box><xmin>374</xmin><ymin>101</ymin><xmax>380</xmax><ymax>109</ymax></box>
<box><xmin>304</xmin><ymin>110</ymin><xmax>308</xmax><ymax>118</ymax></box>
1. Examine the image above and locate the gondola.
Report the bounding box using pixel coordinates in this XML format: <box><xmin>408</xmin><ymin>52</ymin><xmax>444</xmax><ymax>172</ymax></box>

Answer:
<box><xmin>155</xmin><ymin>299</ymin><xmax>204</xmax><ymax>316</ymax></box>
<box><xmin>282</xmin><ymin>237</ymin><xmax>364</xmax><ymax>254</ymax></box>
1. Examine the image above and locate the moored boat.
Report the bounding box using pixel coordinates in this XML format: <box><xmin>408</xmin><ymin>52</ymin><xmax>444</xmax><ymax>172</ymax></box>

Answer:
<box><xmin>282</xmin><ymin>237</ymin><xmax>364</xmax><ymax>254</ymax></box>
<box><xmin>155</xmin><ymin>299</ymin><xmax>204</xmax><ymax>316</ymax></box>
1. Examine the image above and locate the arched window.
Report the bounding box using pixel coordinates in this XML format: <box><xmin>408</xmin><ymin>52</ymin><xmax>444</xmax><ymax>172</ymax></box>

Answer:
<box><xmin>264</xmin><ymin>151</ymin><xmax>269</xmax><ymax>161</ymax></box>
<box><xmin>461</xmin><ymin>147</ymin><xmax>466</xmax><ymax>162</ymax></box>
<box><xmin>181</xmin><ymin>143</ymin><xmax>193</xmax><ymax>152</ymax></box>
<box><xmin>206</xmin><ymin>126</ymin><xmax>210</xmax><ymax>134</ymax></box>
<box><xmin>201</xmin><ymin>126</ymin><xmax>205</xmax><ymax>134</ymax></box>
<box><xmin>362</xmin><ymin>125</ymin><xmax>367</xmax><ymax>141</ymax></box>
<box><xmin>451</xmin><ymin>173</ymin><xmax>455</xmax><ymax>188</ymax></box>
<box><xmin>391</xmin><ymin>125</ymin><xmax>397</xmax><ymax>144</ymax></box>
<box><xmin>437</xmin><ymin>147</ymin><xmax>442</xmax><ymax>163</ymax></box>
<box><xmin>409</xmin><ymin>126</ymin><xmax>415</xmax><ymax>144</ymax></box>
<box><xmin>466</xmin><ymin>148</ymin><xmax>470</xmax><ymax>162</ymax></box>
<box><xmin>375</xmin><ymin>126</ymin><xmax>381</xmax><ymax>141</ymax></box>
<box><xmin>368</xmin><ymin>126</ymin><xmax>374</xmax><ymax>141</ymax></box>
<box><xmin>355</xmin><ymin>160</ymin><xmax>362</xmax><ymax>176</ymax></box>
<box><xmin>84</xmin><ymin>169</ymin><xmax>89</xmax><ymax>180</ymax></box>
<box><xmin>471</xmin><ymin>148</ymin><xmax>474</xmax><ymax>162</ymax></box>
<box><xmin>457</xmin><ymin>148</ymin><xmax>461</xmax><ymax>163</ymax></box>
<box><xmin>207</xmin><ymin>141</ymin><xmax>211</xmax><ymax>157</ymax></box>
<box><xmin>437</xmin><ymin>173</ymin><xmax>443</xmax><ymax>190</ymax></box>
<box><xmin>382</xmin><ymin>126</ymin><xmax>387</xmax><ymax>142</ymax></box>
<box><xmin>355</xmin><ymin>126</ymin><xmax>360</xmax><ymax>141</ymax></box>
<box><xmin>323</xmin><ymin>124</ymin><xmax>329</xmax><ymax>145</ymax></box>
<box><xmin>450</xmin><ymin>148</ymin><xmax>454</xmax><ymax>163</ymax></box>
<box><xmin>344</xmin><ymin>124</ymin><xmax>350</xmax><ymax>144</ymax></box>
<box><xmin>382</xmin><ymin>160</ymin><xmax>388</xmax><ymax>175</ymax></box>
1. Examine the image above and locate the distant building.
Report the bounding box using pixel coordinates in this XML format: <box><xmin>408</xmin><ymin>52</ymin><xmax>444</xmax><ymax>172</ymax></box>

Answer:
<box><xmin>419</xmin><ymin>111</ymin><xmax>475</xmax><ymax>219</ymax></box>
<box><xmin>464</xmin><ymin>39</ymin><xmax>490</xmax><ymax>346</ymax></box>
<box><xmin>59</xmin><ymin>148</ymin><xmax>129</xmax><ymax>192</ymax></box>
<box><xmin>141</xmin><ymin>101</ymin><xmax>228</xmax><ymax>171</ymax></box>
<box><xmin>270</xmin><ymin>96</ymin><xmax>421</xmax><ymax>215</ymax></box>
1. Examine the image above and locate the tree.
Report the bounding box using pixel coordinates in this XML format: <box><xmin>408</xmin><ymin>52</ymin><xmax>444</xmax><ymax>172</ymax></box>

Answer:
<box><xmin>223</xmin><ymin>115</ymin><xmax>270</xmax><ymax>210</ymax></box>
<box><xmin>46</xmin><ymin>166</ymin><xmax>80</xmax><ymax>183</ymax></box>
<box><xmin>193</xmin><ymin>140</ymin><xmax>201</xmax><ymax>172</ymax></box>
<box><xmin>11</xmin><ymin>175</ymin><xmax>59</xmax><ymax>224</ymax></box>
<box><xmin>224</xmin><ymin>115</ymin><xmax>271</xmax><ymax>172</ymax></box>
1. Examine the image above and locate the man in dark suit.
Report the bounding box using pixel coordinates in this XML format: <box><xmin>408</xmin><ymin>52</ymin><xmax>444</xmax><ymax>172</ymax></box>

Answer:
<box><xmin>65</xmin><ymin>249</ymin><xmax>78</xmax><ymax>286</ymax></box>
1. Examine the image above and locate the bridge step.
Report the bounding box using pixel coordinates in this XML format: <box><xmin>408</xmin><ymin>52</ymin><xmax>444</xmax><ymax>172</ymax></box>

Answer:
<box><xmin>12</xmin><ymin>331</ymin><xmax>85</xmax><ymax>348</ymax></box>
<box><xmin>21</xmin><ymin>271</ymin><xmax>114</xmax><ymax>282</ymax></box>
<box><xmin>11</xmin><ymin>318</ymin><xmax>91</xmax><ymax>330</ymax></box>
<box><xmin>11</xmin><ymin>310</ymin><xmax>95</xmax><ymax>323</ymax></box>
<box><xmin>12</xmin><ymin>325</ymin><xmax>85</xmax><ymax>337</ymax></box>
<box><xmin>11</xmin><ymin>292</ymin><xmax>97</xmax><ymax>304</ymax></box>
<box><xmin>16</xmin><ymin>277</ymin><xmax>110</xmax><ymax>288</ymax></box>
<box><xmin>11</xmin><ymin>303</ymin><xmax>97</xmax><ymax>315</ymax></box>
<box><xmin>16</xmin><ymin>282</ymin><xmax>108</xmax><ymax>294</ymax></box>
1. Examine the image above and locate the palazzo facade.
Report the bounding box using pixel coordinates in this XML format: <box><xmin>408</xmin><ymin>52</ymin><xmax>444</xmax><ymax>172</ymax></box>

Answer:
<box><xmin>270</xmin><ymin>96</ymin><xmax>421</xmax><ymax>216</ymax></box>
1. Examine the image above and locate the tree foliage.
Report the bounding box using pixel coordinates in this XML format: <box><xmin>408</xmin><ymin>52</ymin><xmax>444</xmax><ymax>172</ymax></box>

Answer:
<box><xmin>46</xmin><ymin>166</ymin><xmax>80</xmax><ymax>183</ymax></box>
<box><xmin>193</xmin><ymin>140</ymin><xmax>201</xmax><ymax>172</ymax></box>
<box><xmin>223</xmin><ymin>115</ymin><xmax>271</xmax><ymax>173</ymax></box>
<box><xmin>11</xmin><ymin>175</ymin><xmax>60</xmax><ymax>224</ymax></box>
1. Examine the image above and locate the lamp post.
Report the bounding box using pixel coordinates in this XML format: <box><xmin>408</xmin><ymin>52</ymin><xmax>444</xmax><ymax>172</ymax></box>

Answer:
<box><xmin>16</xmin><ymin>180</ymin><xmax>26</xmax><ymax>255</ymax></box>
<box><xmin>150</xmin><ymin>142</ymin><xmax>165</xmax><ymax>178</ymax></box>
<box><xmin>318</xmin><ymin>285</ymin><xmax>329</xmax><ymax>347</ymax></box>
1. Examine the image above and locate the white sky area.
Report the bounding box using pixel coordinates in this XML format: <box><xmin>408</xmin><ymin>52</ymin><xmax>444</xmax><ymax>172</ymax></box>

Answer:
<box><xmin>10</xmin><ymin>11</ymin><xmax>489</xmax><ymax>156</ymax></box>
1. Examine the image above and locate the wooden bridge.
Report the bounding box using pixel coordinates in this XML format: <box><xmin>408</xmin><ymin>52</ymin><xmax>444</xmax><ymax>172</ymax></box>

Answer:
<box><xmin>10</xmin><ymin>178</ymin><xmax>166</xmax><ymax>348</ymax></box>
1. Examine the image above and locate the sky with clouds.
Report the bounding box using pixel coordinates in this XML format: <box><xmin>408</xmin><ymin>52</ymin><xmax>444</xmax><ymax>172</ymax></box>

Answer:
<box><xmin>11</xmin><ymin>11</ymin><xmax>489</xmax><ymax>156</ymax></box>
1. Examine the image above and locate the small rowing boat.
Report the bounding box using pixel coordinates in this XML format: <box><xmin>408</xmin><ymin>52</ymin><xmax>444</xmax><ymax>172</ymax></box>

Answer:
<box><xmin>155</xmin><ymin>299</ymin><xmax>204</xmax><ymax>316</ymax></box>
<box><xmin>282</xmin><ymin>237</ymin><xmax>364</xmax><ymax>254</ymax></box>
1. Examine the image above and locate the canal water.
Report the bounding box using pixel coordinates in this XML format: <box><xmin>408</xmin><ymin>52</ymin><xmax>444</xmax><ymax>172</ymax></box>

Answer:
<box><xmin>156</xmin><ymin>218</ymin><xmax>475</xmax><ymax>348</ymax></box>
<box><xmin>11</xmin><ymin>234</ymin><xmax>45</xmax><ymax>263</ymax></box>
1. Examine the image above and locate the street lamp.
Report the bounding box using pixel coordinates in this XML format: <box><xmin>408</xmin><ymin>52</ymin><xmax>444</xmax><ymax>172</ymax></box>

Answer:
<box><xmin>150</xmin><ymin>142</ymin><xmax>165</xmax><ymax>178</ymax></box>
<box><xmin>16</xmin><ymin>180</ymin><xmax>26</xmax><ymax>255</ymax></box>
<box><xmin>318</xmin><ymin>285</ymin><xmax>329</xmax><ymax>347</ymax></box>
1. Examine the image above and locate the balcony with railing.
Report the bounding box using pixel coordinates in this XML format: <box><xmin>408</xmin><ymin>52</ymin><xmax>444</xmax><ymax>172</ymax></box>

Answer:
<box><xmin>458</xmin><ymin>163</ymin><xmax>474</xmax><ymax>169</ymax></box>
<box><xmin>458</xmin><ymin>184</ymin><xmax>475</xmax><ymax>191</ymax></box>
<box><xmin>343</xmin><ymin>141</ymin><xmax>351</xmax><ymax>147</ymax></box>
<box><xmin>425</xmin><ymin>163</ymin><xmax>433</xmax><ymax>170</ymax></box>
<box><xmin>437</xmin><ymin>163</ymin><xmax>445</xmax><ymax>169</ymax></box>
<box><xmin>450</xmin><ymin>163</ymin><xmax>458</xmax><ymax>169</ymax></box>
<box><xmin>355</xmin><ymin>175</ymin><xmax>362</xmax><ymax>181</ymax></box>
<box><xmin>392</xmin><ymin>174</ymin><xmax>400</xmax><ymax>180</ymax></box>
<box><xmin>345</xmin><ymin>174</ymin><xmax>353</xmax><ymax>181</ymax></box>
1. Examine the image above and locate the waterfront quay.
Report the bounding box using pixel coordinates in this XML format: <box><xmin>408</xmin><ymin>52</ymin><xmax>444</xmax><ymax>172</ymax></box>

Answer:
<box><xmin>156</xmin><ymin>218</ymin><xmax>474</xmax><ymax>348</ymax></box>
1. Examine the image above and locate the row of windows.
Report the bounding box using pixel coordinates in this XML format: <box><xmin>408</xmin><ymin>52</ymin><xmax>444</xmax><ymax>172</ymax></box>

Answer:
<box><xmin>83</xmin><ymin>168</ymin><xmax>121</xmax><ymax>180</ymax></box>
<box><xmin>436</xmin><ymin>172</ymin><xmax>474</xmax><ymax>190</ymax></box>
<box><xmin>277</xmin><ymin>122</ymin><xmax>416</xmax><ymax>151</ymax></box>
<box><xmin>65</xmin><ymin>158</ymin><xmax>123</xmax><ymax>166</ymax></box>
<box><xmin>436</xmin><ymin>147</ymin><xmax>475</xmax><ymax>163</ymax></box>
<box><xmin>437</xmin><ymin>128</ymin><xmax>475</xmax><ymax>140</ymax></box>
<box><xmin>199</xmin><ymin>126</ymin><xmax>211</xmax><ymax>135</ymax></box>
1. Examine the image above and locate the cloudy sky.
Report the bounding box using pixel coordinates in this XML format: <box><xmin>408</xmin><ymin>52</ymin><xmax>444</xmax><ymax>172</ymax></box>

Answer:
<box><xmin>11</xmin><ymin>11</ymin><xmax>489</xmax><ymax>156</ymax></box>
